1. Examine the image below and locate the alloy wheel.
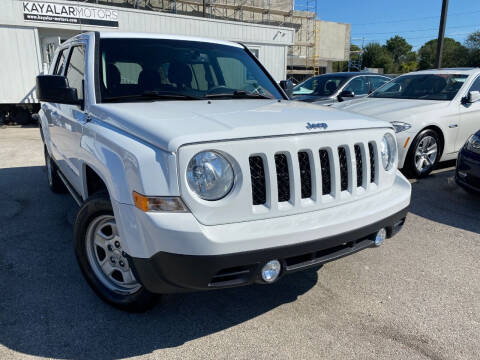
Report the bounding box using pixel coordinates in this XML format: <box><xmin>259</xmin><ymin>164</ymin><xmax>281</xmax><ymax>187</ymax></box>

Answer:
<box><xmin>414</xmin><ymin>135</ymin><xmax>438</xmax><ymax>173</ymax></box>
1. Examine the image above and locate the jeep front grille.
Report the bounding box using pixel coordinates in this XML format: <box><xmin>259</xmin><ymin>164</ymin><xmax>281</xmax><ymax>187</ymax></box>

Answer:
<box><xmin>249</xmin><ymin>142</ymin><xmax>378</xmax><ymax>205</ymax></box>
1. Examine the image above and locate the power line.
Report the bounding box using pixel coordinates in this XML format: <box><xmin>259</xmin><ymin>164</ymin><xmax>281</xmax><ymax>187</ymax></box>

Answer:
<box><xmin>355</xmin><ymin>23</ymin><xmax>480</xmax><ymax>36</ymax></box>
<box><xmin>351</xmin><ymin>9</ymin><xmax>480</xmax><ymax>26</ymax></box>
<box><xmin>351</xmin><ymin>31</ymin><xmax>474</xmax><ymax>46</ymax></box>
<box><xmin>356</xmin><ymin>30</ymin><xmax>476</xmax><ymax>41</ymax></box>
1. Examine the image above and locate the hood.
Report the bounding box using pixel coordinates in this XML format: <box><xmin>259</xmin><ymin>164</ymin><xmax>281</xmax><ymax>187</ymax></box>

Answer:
<box><xmin>333</xmin><ymin>97</ymin><xmax>449</xmax><ymax>122</ymax></box>
<box><xmin>91</xmin><ymin>99</ymin><xmax>390</xmax><ymax>152</ymax></box>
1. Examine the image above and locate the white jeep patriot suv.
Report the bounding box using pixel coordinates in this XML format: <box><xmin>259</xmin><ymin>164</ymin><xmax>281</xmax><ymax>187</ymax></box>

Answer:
<box><xmin>37</xmin><ymin>32</ymin><xmax>411</xmax><ymax>312</ymax></box>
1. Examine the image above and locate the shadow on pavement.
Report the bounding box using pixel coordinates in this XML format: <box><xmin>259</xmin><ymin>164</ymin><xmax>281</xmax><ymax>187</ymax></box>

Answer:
<box><xmin>0</xmin><ymin>166</ymin><xmax>318</xmax><ymax>359</ymax></box>
<box><xmin>407</xmin><ymin>162</ymin><xmax>480</xmax><ymax>235</ymax></box>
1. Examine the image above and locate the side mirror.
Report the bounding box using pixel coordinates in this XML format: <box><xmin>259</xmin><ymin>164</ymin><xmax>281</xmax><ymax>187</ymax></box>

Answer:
<box><xmin>463</xmin><ymin>90</ymin><xmax>480</xmax><ymax>104</ymax></box>
<box><xmin>279</xmin><ymin>79</ymin><xmax>294</xmax><ymax>98</ymax></box>
<box><xmin>337</xmin><ymin>90</ymin><xmax>355</xmax><ymax>102</ymax></box>
<box><xmin>36</xmin><ymin>75</ymin><xmax>80</xmax><ymax>105</ymax></box>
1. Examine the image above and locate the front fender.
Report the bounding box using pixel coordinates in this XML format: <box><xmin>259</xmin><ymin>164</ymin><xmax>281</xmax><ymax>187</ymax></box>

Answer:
<box><xmin>80</xmin><ymin>120</ymin><xmax>179</xmax><ymax>204</ymax></box>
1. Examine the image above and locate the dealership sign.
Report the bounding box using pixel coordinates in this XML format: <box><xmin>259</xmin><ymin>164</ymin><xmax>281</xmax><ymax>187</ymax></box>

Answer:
<box><xmin>23</xmin><ymin>1</ymin><xmax>119</xmax><ymax>27</ymax></box>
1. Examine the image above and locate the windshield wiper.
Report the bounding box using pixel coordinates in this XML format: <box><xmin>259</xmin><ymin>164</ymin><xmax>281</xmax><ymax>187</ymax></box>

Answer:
<box><xmin>103</xmin><ymin>91</ymin><xmax>202</xmax><ymax>102</ymax></box>
<box><xmin>204</xmin><ymin>90</ymin><xmax>274</xmax><ymax>99</ymax></box>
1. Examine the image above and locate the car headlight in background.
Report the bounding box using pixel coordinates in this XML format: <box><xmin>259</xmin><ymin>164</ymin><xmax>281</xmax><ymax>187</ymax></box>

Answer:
<box><xmin>465</xmin><ymin>134</ymin><xmax>480</xmax><ymax>154</ymax></box>
<box><xmin>187</xmin><ymin>151</ymin><xmax>234</xmax><ymax>200</ymax></box>
<box><xmin>391</xmin><ymin>121</ymin><xmax>412</xmax><ymax>133</ymax></box>
<box><xmin>381</xmin><ymin>133</ymin><xmax>397</xmax><ymax>171</ymax></box>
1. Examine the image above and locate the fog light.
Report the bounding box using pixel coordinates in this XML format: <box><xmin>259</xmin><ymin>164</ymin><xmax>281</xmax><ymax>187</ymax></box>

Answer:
<box><xmin>374</xmin><ymin>228</ymin><xmax>387</xmax><ymax>247</ymax></box>
<box><xmin>261</xmin><ymin>260</ymin><xmax>281</xmax><ymax>283</ymax></box>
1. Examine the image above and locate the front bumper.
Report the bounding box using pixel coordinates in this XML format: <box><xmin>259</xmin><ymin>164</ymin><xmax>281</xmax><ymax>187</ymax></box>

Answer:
<box><xmin>128</xmin><ymin>206</ymin><xmax>408</xmax><ymax>293</ymax></box>
<box><xmin>456</xmin><ymin>147</ymin><xmax>480</xmax><ymax>192</ymax></box>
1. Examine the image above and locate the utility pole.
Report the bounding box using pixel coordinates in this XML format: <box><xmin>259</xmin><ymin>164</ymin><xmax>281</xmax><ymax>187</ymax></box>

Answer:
<box><xmin>435</xmin><ymin>0</ymin><xmax>449</xmax><ymax>69</ymax></box>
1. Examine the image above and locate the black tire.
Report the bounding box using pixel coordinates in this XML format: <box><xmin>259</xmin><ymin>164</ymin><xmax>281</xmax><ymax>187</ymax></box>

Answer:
<box><xmin>73</xmin><ymin>192</ymin><xmax>158</xmax><ymax>312</ymax></box>
<box><xmin>44</xmin><ymin>146</ymin><xmax>67</xmax><ymax>193</ymax></box>
<box><xmin>405</xmin><ymin>129</ymin><xmax>442</xmax><ymax>178</ymax></box>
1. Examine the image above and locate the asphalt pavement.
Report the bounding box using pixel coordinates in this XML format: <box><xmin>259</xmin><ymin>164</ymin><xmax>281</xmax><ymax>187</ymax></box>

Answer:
<box><xmin>0</xmin><ymin>126</ymin><xmax>479</xmax><ymax>360</ymax></box>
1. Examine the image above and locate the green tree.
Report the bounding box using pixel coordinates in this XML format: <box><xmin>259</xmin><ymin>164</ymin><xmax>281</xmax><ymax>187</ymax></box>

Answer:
<box><xmin>362</xmin><ymin>42</ymin><xmax>394</xmax><ymax>73</ymax></box>
<box><xmin>465</xmin><ymin>30</ymin><xmax>480</xmax><ymax>67</ymax></box>
<box><xmin>418</xmin><ymin>38</ymin><xmax>469</xmax><ymax>69</ymax></box>
<box><xmin>385</xmin><ymin>36</ymin><xmax>413</xmax><ymax>64</ymax></box>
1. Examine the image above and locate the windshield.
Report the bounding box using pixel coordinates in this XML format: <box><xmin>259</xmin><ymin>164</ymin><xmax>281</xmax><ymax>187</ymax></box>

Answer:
<box><xmin>370</xmin><ymin>74</ymin><xmax>468</xmax><ymax>101</ymax></box>
<box><xmin>98</xmin><ymin>38</ymin><xmax>283</xmax><ymax>102</ymax></box>
<box><xmin>292</xmin><ymin>75</ymin><xmax>348</xmax><ymax>96</ymax></box>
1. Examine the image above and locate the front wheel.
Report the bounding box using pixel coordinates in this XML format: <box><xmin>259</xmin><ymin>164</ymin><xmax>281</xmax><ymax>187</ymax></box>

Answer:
<box><xmin>74</xmin><ymin>193</ymin><xmax>158</xmax><ymax>312</ymax></box>
<box><xmin>405</xmin><ymin>129</ymin><xmax>441</xmax><ymax>178</ymax></box>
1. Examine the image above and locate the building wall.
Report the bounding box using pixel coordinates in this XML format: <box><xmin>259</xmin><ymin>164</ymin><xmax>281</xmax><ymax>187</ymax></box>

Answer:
<box><xmin>0</xmin><ymin>26</ymin><xmax>42</xmax><ymax>103</ymax></box>
<box><xmin>315</xmin><ymin>20</ymin><xmax>351</xmax><ymax>62</ymax></box>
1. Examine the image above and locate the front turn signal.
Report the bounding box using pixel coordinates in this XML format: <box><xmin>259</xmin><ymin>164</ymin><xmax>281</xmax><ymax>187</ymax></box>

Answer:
<box><xmin>133</xmin><ymin>192</ymin><xmax>189</xmax><ymax>212</ymax></box>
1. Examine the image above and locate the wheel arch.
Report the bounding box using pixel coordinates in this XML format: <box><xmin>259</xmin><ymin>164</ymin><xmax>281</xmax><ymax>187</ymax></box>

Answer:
<box><xmin>407</xmin><ymin>124</ymin><xmax>445</xmax><ymax>159</ymax></box>
<box><xmin>84</xmin><ymin>164</ymin><xmax>109</xmax><ymax>198</ymax></box>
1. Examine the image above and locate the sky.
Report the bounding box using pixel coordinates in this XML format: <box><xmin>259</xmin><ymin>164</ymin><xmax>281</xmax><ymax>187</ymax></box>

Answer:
<box><xmin>314</xmin><ymin>0</ymin><xmax>480</xmax><ymax>50</ymax></box>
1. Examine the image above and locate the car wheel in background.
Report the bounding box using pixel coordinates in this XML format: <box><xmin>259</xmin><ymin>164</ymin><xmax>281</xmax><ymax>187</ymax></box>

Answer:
<box><xmin>44</xmin><ymin>146</ymin><xmax>67</xmax><ymax>193</ymax></box>
<box><xmin>406</xmin><ymin>129</ymin><xmax>441</xmax><ymax>178</ymax></box>
<box><xmin>73</xmin><ymin>192</ymin><xmax>158</xmax><ymax>312</ymax></box>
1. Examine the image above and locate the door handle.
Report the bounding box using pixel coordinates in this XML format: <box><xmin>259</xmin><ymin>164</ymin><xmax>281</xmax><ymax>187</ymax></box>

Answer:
<box><xmin>448</xmin><ymin>124</ymin><xmax>458</xmax><ymax>128</ymax></box>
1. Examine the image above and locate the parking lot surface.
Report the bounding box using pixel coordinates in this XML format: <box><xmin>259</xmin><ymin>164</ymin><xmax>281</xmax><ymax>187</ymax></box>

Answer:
<box><xmin>1</xmin><ymin>126</ymin><xmax>479</xmax><ymax>360</ymax></box>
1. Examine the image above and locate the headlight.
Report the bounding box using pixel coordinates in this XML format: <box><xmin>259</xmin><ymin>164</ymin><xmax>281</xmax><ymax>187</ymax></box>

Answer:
<box><xmin>465</xmin><ymin>134</ymin><xmax>480</xmax><ymax>154</ymax></box>
<box><xmin>186</xmin><ymin>151</ymin><xmax>234</xmax><ymax>201</ymax></box>
<box><xmin>391</xmin><ymin>121</ymin><xmax>411</xmax><ymax>133</ymax></box>
<box><xmin>380</xmin><ymin>133</ymin><xmax>397</xmax><ymax>171</ymax></box>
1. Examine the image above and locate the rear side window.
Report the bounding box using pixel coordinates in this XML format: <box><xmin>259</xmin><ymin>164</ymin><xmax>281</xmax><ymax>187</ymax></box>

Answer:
<box><xmin>65</xmin><ymin>46</ymin><xmax>86</xmax><ymax>101</ymax></box>
<box><xmin>53</xmin><ymin>49</ymin><xmax>67</xmax><ymax>75</ymax></box>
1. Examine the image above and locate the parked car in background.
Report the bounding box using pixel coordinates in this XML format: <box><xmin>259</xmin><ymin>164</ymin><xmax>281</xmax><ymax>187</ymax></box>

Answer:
<box><xmin>334</xmin><ymin>68</ymin><xmax>480</xmax><ymax>178</ymax></box>
<box><xmin>37</xmin><ymin>32</ymin><xmax>411</xmax><ymax>311</ymax></box>
<box><xmin>292</xmin><ymin>72</ymin><xmax>390</xmax><ymax>105</ymax></box>
<box><xmin>456</xmin><ymin>130</ymin><xmax>480</xmax><ymax>193</ymax></box>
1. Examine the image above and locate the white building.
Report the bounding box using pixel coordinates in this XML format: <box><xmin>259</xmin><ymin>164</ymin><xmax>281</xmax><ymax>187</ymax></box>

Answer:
<box><xmin>0</xmin><ymin>0</ymin><xmax>294</xmax><ymax>121</ymax></box>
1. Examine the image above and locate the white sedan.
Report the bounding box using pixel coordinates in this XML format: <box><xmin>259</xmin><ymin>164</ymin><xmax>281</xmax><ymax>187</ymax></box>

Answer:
<box><xmin>334</xmin><ymin>68</ymin><xmax>480</xmax><ymax>177</ymax></box>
